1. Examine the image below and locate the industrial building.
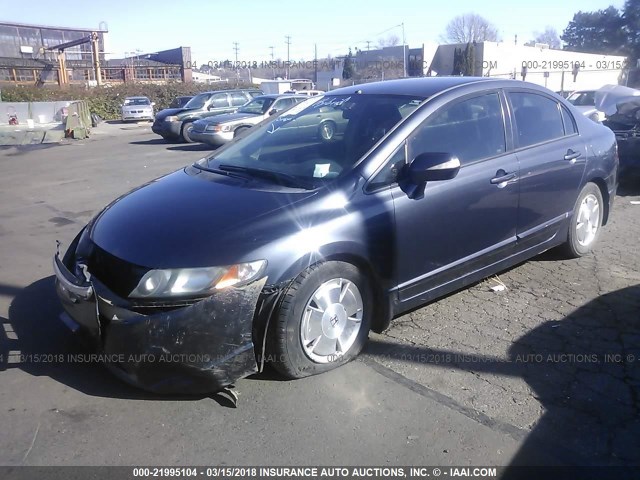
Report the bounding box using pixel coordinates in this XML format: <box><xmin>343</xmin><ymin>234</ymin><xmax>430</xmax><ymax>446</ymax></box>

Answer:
<box><xmin>0</xmin><ymin>21</ymin><xmax>192</xmax><ymax>86</ymax></box>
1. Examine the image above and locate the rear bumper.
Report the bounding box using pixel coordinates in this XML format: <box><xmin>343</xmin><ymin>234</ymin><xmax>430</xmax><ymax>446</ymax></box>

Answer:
<box><xmin>54</xmin><ymin>252</ymin><xmax>266</xmax><ymax>394</ymax></box>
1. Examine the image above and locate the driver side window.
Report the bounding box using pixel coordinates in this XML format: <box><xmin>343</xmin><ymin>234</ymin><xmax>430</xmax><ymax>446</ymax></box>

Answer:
<box><xmin>408</xmin><ymin>93</ymin><xmax>506</xmax><ymax>165</ymax></box>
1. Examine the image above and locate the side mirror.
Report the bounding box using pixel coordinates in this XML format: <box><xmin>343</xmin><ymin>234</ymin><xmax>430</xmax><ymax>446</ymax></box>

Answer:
<box><xmin>402</xmin><ymin>153</ymin><xmax>460</xmax><ymax>200</ymax></box>
<box><xmin>409</xmin><ymin>153</ymin><xmax>461</xmax><ymax>183</ymax></box>
<box><xmin>268</xmin><ymin>109</ymin><xmax>278</xmax><ymax>115</ymax></box>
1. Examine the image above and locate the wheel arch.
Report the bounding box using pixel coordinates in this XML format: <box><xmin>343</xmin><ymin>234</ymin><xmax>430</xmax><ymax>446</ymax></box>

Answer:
<box><xmin>254</xmin><ymin>247</ymin><xmax>392</xmax><ymax>365</ymax></box>
<box><xmin>585</xmin><ymin>176</ymin><xmax>610</xmax><ymax>226</ymax></box>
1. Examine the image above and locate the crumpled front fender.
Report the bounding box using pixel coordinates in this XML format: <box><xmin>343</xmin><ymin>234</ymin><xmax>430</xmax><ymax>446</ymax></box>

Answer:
<box><xmin>98</xmin><ymin>277</ymin><xmax>267</xmax><ymax>394</ymax></box>
<box><xmin>54</xmin><ymin>246</ymin><xmax>267</xmax><ymax>394</ymax></box>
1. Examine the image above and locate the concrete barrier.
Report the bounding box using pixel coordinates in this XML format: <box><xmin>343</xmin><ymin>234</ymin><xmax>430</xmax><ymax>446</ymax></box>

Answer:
<box><xmin>1</xmin><ymin>100</ymin><xmax>75</xmax><ymax>125</ymax></box>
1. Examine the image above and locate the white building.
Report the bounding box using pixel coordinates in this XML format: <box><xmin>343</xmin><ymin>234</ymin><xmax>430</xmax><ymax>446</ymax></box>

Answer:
<box><xmin>428</xmin><ymin>42</ymin><xmax>626</xmax><ymax>92</ymax></box>
<box><xmin>192</xmin><ymin>71</ymin><xmax>225</xmax><ymax>84</ymax></box>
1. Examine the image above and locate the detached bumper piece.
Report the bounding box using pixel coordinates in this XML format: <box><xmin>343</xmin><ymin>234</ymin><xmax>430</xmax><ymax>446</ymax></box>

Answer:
<box><xmin>54</xmin><ymin>253</ymin><xmax>266</xmax><ymax>394</ymax></box>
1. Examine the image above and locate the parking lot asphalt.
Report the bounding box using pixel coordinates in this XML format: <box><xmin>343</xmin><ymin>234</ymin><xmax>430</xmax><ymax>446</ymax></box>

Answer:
<box><xmin>0</xmin><ymin>122</ymin><xmax>639</xmax><ymax>467</ymax></box>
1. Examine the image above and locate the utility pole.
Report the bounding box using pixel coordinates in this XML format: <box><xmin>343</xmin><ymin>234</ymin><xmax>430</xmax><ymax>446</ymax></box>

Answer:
<box><xmin>285</xmin><ymin>35</ymin><xmax>291</xmax><ymax>79</ymax></box>
<box><xmin>269</xmin><ymin>46</ymin><xmax>275</xmax><ymax>79</ymax></box>
<box><xmin>233</xmin><ymin>42</ymin><xmax>240</xmax><ymax>85</ymax></box>
<box><xmin>91</xmin><ymin>32</ymin><xmax>102</xmax><ymax>86</ymax></box>
<box><xmin>401</xmin><ymin>22</ymin><xmax>407</xmax><ymax>77</ymax></box>
<box><xmin>366</xmin><ymin>40</ymin><xmax>371</xmax><ymax>51</ymax></box>
<box><xmin>314</xmin><ymin>43</ymin><xmax>318</xmax><ymax>85</ymax></box>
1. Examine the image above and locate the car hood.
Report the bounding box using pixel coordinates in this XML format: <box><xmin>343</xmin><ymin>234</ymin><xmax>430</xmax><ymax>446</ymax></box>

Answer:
<box><xmin>155</xmin><ymin>107</ymin><xmax>198</xmax><ymax>120</ymax></box>
<box><xmin>595</xmin><ymin>84</ymin><xmax>640</xmax><ymax>116</ymax></box>
<box><xmin>198</xmin><ymin>112</ymin><xmax>261</xmax><ymax>125</ymax></box>
<box><xmin>89</xmin><ymin>168</ymin><xmax>318</xmax><ymax>269</ymax></box>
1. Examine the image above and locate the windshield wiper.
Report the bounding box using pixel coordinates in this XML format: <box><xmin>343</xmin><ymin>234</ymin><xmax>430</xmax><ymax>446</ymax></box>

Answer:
<box><xmin>191</xmin><ymin>162</ymin><xmax>247</xmax><ymax>180</ymax></box>
<box><xmin>218</xmin><ymin>164</ymin><xmax>315</xmax><ymax>190</ymax></box>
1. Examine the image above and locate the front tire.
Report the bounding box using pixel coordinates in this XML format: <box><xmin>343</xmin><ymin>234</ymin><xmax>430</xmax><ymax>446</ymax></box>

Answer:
<box><xmin>181</xmin><ymin>122</ymin><xmax>194</xmax><ymax>143</ymax></box>
<box><xmin>564</xmin><ymin>182</ymin><xmax>604</xmax><ymax>257</ymax></box>
<box><xmin>268</xmin><ymin>261</ymin><xmax>372</xmax><ymax>379</ymax></box>
<box><xmin>234</xmin><ymin>126</ymin><xmax>250</xmax><ymax>138</ymax></box>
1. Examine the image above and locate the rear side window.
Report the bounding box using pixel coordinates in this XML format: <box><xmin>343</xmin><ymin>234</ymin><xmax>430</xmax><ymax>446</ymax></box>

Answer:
<box><xmin>230</xmin><ymin>92</ymin><xmax>249</xmax><ymax>107</ymax></box>
<box><xmin>273</xmin><ymin>97</ymin><xmax>297</xmax><ymax>112</ymax></box>
<box><xmin>561</xmin><ymin>105</ymin><xmax>577</xmax><ymax>135</ymax></box>
<box><xmin>509</xmin><ymin>92</ymin><xmax>564</xmax><ymax>147</ymax></box>
<box><xmin>210</xmin><ymin>94</ymin><xmax>229</xmax><ymax>108</ymax></box>
<box><xmin>409</xmin><ymin>93</ymin><xmax>506</xmax><ymax>165</ymax></box>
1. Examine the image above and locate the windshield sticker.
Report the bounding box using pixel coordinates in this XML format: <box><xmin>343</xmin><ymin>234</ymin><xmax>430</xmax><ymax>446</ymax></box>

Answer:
<box><xmin>313</xmin><ymin>163</ymin><xmax>331</xmax><ymax>178</ymax></box>
<box><xmin>311</xmin><ymin>96</ymin><xmax>352</xmax><ymax>110</ymax></box>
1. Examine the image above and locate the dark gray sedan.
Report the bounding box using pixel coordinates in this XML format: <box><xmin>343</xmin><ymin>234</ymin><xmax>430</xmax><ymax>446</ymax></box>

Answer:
<box><xmin>54</xmin><ymin>77</ymin><xmax>617</xmax><ymax>394</ymax></box>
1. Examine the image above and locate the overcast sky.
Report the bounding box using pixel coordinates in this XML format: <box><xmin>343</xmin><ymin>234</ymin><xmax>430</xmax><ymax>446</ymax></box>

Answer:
<box><xmin>2</xmin><ymin>0</ymin><xmax>625</xmax><ymax>61</ymax></box>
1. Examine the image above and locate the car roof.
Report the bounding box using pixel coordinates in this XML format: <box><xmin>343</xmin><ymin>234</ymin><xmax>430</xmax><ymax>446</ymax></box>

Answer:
<box><xmin>253</xmin><ymin>94</ymin><xmax>303</xmax><ymax>99</ymax></box>
<box><xmin>125</xmin><ymin>96</ymin><xmax>150</xmax><ymax>100</ymax></box>
<box><xmin>198</xmin><ymin>89</ymin><xmax>262</xmax><ymax>94</ymax></box>
<box><xmin>327</xmin><ymin>77</ymin><xmax>501</xmax><ymax>98</ymax></box>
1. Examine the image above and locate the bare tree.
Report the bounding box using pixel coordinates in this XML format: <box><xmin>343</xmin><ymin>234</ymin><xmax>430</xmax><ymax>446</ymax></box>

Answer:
<box><xmin>525</xmin><ymin>26</ymin><xmax>562</xmax><ymax>49</ymax></box>
<box><xmin>441</xmin><ymin>13</ymin><xmax>499</xmax><ymax>43</ymax></box>
<box><xmin>376</xmin><ymin>33</ymin><xmax>400</xmax><ymax>49</ymax></box>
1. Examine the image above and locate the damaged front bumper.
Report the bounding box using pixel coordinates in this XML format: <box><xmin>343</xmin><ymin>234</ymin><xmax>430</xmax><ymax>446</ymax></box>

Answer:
<box><xmin>53</xmin><ymin>252</ymin><xmax>267</xmax><ymax>394</ymax></box>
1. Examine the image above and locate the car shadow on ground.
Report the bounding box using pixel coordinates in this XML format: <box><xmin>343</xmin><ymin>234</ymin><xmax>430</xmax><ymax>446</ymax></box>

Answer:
<box><xmin>0</xmin><ymin>277</ymin><xmax>242</xmax><ymax>407</ymax></box>
<box><xmin>0</xmin><ymin>144</ymin><xmax>63</xmax><ymax>156</ymax></box>
<box><xmin>365</xmin><ymin>284</ymin><xmax>640</xmax><ymax>467</ymax></box>
<box><xmin>166</xmin><ymin>144</ymin><xmax>216</xmax><ymax>152</ymax></box>
<box><xmin>129</xmin><ymin>138</ymin><xmax>171</xmax><ymax>146</ymax></box>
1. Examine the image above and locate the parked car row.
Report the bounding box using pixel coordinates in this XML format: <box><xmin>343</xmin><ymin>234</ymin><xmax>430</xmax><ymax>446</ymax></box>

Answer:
<box><xmin>189</xmin><ymin>94</ymin><xmax>308</xmax><ymax>146</ymax></box>
<box><xmin>152</xmin><ymin>89</ymin><xmax>263</xmax><ymax>142</ymax></box>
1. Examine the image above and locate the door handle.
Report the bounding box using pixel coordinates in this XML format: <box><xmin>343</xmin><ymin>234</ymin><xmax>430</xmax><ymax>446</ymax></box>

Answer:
<box><xmin>490</xmin><ymin>170</ymin><xmax>517</xmax><ymax>185</ymax></box>
<box><xmin>564</xmin><ymin>149</ymin><xmax>582</xmax><ymax>161</ymax></box>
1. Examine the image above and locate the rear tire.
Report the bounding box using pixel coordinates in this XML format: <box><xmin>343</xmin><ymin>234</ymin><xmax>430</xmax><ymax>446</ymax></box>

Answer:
<box><xmin>268</xmin><ymin>261</ymin><xmax>372</xmax><ymax>379</ymax></box>
<box><xmin>563</xmin><ymin>182</ymin><xmax>604</xmax><ymax>258</ymax></box>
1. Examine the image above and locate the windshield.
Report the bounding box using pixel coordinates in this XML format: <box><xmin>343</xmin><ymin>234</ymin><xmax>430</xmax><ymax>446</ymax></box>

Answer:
<box><xmin>124</xmin><ymin>98</ymin><xmax>150</xmax><ymax>106</ymax></box>
<box><xmin>184</xmin><ymin>93</ymin><xmax>211</xmax><ymax>109</ymax></box>
<box><xmin>567</xmin><ymin>91</ymin><xmax>595</xmax><ymax>107</ymax></box>
<box><xmin>238</xmin><ymin>97</ymin><xmax>275</xmax><ymax>115</ymax></box>
<box><xmin>199</xmin><ymin>94</ymin><xmax>424</xmax><ymax>186</ymax></box>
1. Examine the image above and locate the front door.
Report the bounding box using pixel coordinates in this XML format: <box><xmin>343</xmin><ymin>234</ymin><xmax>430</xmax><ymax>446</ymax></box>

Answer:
<box><xmin>390</xmin><ymin>91</ymin><xmax>520</xmax><ymax>303</ymax></box>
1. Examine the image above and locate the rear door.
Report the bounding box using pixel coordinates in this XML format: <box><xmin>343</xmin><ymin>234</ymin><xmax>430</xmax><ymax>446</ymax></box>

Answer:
<box><xmin>506</xmin><ymin>90</ymin><xmax>586</xmax><ymax>249</ymax></box>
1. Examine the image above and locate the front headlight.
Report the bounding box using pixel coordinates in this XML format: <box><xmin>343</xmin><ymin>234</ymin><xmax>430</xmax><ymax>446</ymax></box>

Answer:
<box><xmin>164</xmin><ymin>116</ymin><xmax>180</xmax><ymax>122</ymax></box>
<box><xmin>206</xmin><ymin>124</ymin><xmax>232</xmax><ymax>132</ymax></box>
<box><xmin>129</xmin><ymin>260</ymin><xmax>266</xmax><ymax>298</ymax></box>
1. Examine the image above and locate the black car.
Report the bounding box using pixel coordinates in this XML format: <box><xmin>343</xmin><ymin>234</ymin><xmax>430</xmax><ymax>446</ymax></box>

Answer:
<box><xmin>54</xmin><ymin>77</ymin><xmax>617</xmax><ymax>394</ymax></box>
<box><xmin>596</xmin><ymin>84</ymin><xmax>640</xmax><ymax>177</ymax></box>
<box><xmin>151</xmin><ymin>89</ymin><xmax>262</xmax><ymax>143</ymax></box>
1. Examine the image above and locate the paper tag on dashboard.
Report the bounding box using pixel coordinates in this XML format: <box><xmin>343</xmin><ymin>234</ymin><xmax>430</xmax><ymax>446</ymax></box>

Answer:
<box><xmin>313</xmin><ymin>163</ymin><xmax>330</xmax><ymax>178</ymax></box>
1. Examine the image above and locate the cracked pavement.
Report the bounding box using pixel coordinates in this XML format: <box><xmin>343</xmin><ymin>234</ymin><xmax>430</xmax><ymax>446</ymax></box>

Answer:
<box><xmin>0</xmin><ymin>122</ymin><xmax>638</xmax><ymax>467</ymax></box>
